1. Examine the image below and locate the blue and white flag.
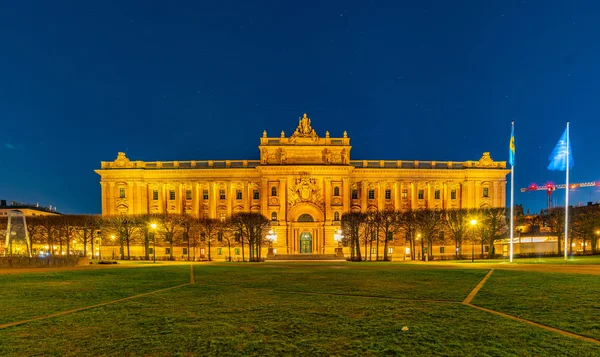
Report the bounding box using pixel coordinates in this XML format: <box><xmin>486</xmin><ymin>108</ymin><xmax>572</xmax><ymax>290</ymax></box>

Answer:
<box><xmin>547</xmin><ymin>127</ymin><xmax>574</xmax><ymax>171</ymax></box>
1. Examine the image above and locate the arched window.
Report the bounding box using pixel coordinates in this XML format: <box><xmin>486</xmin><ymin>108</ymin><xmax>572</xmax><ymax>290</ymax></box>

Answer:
<box><xmin>334</xmin><ymin>212</ymin><xmax>340</xmax><ymax>221</ymax></box>
<box><xmin>334</xmin><ymin>187</ymin><xmax>340</xmax><ymax>196</ymax></box>
<box><xmin>297</xmin><ymin>214</ymin><xmax>314</xmax><ymax>222</ymax></box>
<box><xmin>271</xmin><ymin>212</ymin><xmax>278</xmax><ymax>221</ymax></box>
<box><xmin>271</xmin><ymin>186</ymin><xmax>277</xmax><ymax>197</ymax></box>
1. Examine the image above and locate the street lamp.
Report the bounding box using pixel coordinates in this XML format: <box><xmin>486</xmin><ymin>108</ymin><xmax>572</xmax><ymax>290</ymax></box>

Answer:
<box><xmin>416</xmin><ymin>233</ymin><xmax>422</xmax><ymax>261</ymax></box>
<box><xmin>110</xmin><ymin>235</ymin><xmax>116</xmax><ymax>260</ymax></box>
<box><xmin>334</xmin><ymin>229</ymin><xmax>344</xmax><ymax>243</ymax></box>
<box><xmin>266</xmin><ymin>230</ymin><xmax>278</xmax><ymax>257</ymax></box>
<box><xmin>470</xmin><ymin>219</ymin><xmax>477</xmax><ymax>262</ymax></box>
<box><xmin>150</xmin><ymin>223</ymin><xmax>157</xmax><ymax>263</ymax></box>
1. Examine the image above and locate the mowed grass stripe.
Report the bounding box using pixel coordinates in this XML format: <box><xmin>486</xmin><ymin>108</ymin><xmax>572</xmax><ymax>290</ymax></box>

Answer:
<box><xmin>0</xmin><ymin>265</ymin><xmax>191</xmax><ymax>324</ymax></box>
<box><xmin>1</xmin><ymin>284</ymin><xmax>599</xmax><ymax>356</ymax></box>
<box><xmin>0</xmin><ymin>282</ymin><xmax>193</xmax><ymax>330</ymax></box>
<box><xmin>472</xmin><ymin>269</ymin><xmax>600</xmax><ymax>340</ymax></box>
<box><xmin>193</xmin><ymin>264</ymin><xmax>488</xmax><ymax>301</ymax></box>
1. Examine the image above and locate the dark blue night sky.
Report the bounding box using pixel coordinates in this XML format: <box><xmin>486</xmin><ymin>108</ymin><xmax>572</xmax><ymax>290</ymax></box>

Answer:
<box><xmin>1</xmin><ymin>1</ymin><xmax>599</xmax><ymax>214</ymax></box>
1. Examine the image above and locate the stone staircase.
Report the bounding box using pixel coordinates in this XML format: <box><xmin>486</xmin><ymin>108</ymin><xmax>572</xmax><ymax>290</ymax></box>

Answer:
<box><xmin>266</xmin><ymin>254</ymin><xmax>344</xmax><ymax>261</ymax></box>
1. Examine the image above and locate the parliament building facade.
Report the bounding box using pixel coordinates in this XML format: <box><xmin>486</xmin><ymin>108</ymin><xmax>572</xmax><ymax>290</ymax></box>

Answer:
<box><xmin>96</xmin><ymin>114</ymin><xmax>509</xmax><ymax>257</ymax></box>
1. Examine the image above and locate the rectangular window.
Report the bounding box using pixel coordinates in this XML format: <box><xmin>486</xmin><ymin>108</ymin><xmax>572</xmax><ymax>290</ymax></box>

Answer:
<box><xmin>182</xmin><ymin>247</ymin><xmax>188</xmax><ymax>255</ymax></box>
<box><xmin>385</xmin><ymin>189</ymin><xmax>391</xmax><ymax>200</ymax></box>
<box><xmin>219</xmin><ymin>189</ymin><xmax>226</xmax><ymax>200</ymax></box>
<box><xmin>235</xmin><ymin>248</ymin><xmax>240</xmax><ymax>255</ymax></box>
<box><xmin>401</xmin><ymin>189</ymin><xmax>408</xmax><ymax>200</ymax></box>
<box><xmin>203</xmin><ymin>190</ymin><xmax>209</xmax><ymax>200</ymax></box>
<box><xmin>439</xmin><ymin>231</ymin><xmax>444</xmax><ymax>240</ymax></box>
<box><xmin>371</xmin><ymin>248</ymin><xmax>377</xmax><ymax>254</ymax></box>
<box><xmin>451</xmin><ymin>189</ymin><xmax>457</xmax><ymax>200</ymax></box>
<box><xmin>165</xmin><ymin>248</ymin><xmax>171</xmax><ymax>255</ymax></box>
<box><xmin>440</xmin><ymin>247</ymin><xmax>445</xmax><ymax>254</ymax></box>
<box><xmin>148</xmin><ymin>248</ymin><xmax>154</xmax><ymax>254</ymax></box>
<box><xmin>388</xmin><ymin>247</ymin><xmax>393</xmax><ymax>254</ymax></box>
<box><xmin>434</xmin><ymin>190</ymin><xmax>440</xmax><ymax>200</ymax></box>
<box><xmin>220</xmin><ymin>213</ymin><xmax>226</xmax><ymax>222</ymax></box>
<box><xmin>483</xmin><ymin>187</ymin><xmax>489</xmax><ymax>198</ymax></box>
<box><xmin>368</xmin><ymin>190</ymin><xmax>375</xmax><ymax>200</ymax></box>
<box><xmin>485</xmin><ymin>246</ymin><xmax>489</xmax><ymax>252</ymax></box>
<box><xmin>351</xmin><ymin>189</ymin><xmax>358</xmax><ymax>199</ymax></box>
<box><xmin>253</xmin><ymin>190</ymin><xmax>260</xmax><ymax>200</ymax></box>
<box><xmin>236</xmin><ymin>190</ymin><xmax>242</xmax><ymax>200</ymax></box>
<box><xmin>418</xmin><ymin>190</ymin><xmax>424</xmax><ymax>200</ymax></box>
<box><xmin>217</xmin><ymin>248</ymin><xmax>222</xmax><ymax>255</ymax></box>
<box><xmin>119</xmin><ymin>187</ymin><xmax>125</xmax><ymax>198</ymax></box>
<box><xmin>169</xmin><ymin>190</ymin><xmax>175</xmax><ymax>200</ymax></box>
<box><xmin>152</xmin><ymin>190</ymin><xmax>159</xmax><ymax>200</ymax></box>
<box><xmin>185</xmin><ymin>190</ymin><xmax>192</xmax><ymax>200</ymax></box>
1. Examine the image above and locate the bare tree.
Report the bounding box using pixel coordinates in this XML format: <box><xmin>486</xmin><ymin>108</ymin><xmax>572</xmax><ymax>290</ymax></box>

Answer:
<box><xmin>159</xmin><ymin>213</ymin><xmax>183</xmax><ymax>260</ymax></box>
<box><xmin>342</xmin><ymin>211</ymin><xmax>366</xmax><ymax>261</ymax></box>
<box><xmin>104</xmin><ymin>215</ymin><xmax>137</xmax><ymax>259</ymax></box>
<box><xmin>398</xmin><ymin>210</ymin><xmax>419</xmax><ymax>260</ymax></box>
<box><xmin>375</xmin><ymin>209</ymin><xmax>402</xmax><ymax>261</ymax></box>
<box><xmin>415</xmin><ymin>209</ymin><xmax>445</xmax><ymax>261</ymax></box>
<box><xmin>444</xmin><ymin>209</ymin><xmax>471</xmax><ymax>259</ymax></box>
<box><xmin>198</xmin><ymin>217</ymin><xmax>221</xmax><ymax>261</ymax></box>
<box><xmin>231</xmin><ymin>212</ymin><xmax>270</xmax><ymax>262</ymax></box>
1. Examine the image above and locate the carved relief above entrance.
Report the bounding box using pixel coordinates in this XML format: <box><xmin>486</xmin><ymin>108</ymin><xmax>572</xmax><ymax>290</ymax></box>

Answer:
<box><xmin>288</xmin><ymin>173</ymin><xmax>323</xmax><ymax>208</ymax></box>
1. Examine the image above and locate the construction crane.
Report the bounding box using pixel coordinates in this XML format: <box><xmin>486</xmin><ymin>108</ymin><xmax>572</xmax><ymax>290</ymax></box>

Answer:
<box><xmin>520</xmin><ymin>181</ymin><xmax>600</xmax><ymax>209</ymax></box>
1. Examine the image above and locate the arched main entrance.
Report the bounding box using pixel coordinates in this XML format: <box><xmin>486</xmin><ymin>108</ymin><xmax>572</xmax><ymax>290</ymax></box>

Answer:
<box><xmin>299</xmin><ymin>232</ymin><xmax>312</xmax><ymax>253</ymax></box>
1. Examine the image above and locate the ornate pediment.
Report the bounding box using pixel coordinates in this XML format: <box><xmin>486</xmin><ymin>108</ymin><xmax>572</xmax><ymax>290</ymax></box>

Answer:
<box><xmin>288</xmin><ymin>173</ymin><xmax>323</xmax><ymax>207</ymax></box>
<box><xmin>113</xmin><ymin>152</ymin><xmax>135</xmax><ymax>168</ymax></box>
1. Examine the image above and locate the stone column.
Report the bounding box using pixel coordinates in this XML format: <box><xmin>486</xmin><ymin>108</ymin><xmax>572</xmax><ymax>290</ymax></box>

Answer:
<box><xmin>342</xmin><ymin>178</ymin><xmax>350</xmax><ymax>213</ymax></box>
<box><xmin>361</xmin><ymin>181</ymin><xmax>368</xmax><ymax>212</ymax></box>
<box><xmin>279</xmin><ymin>178</ymin><xmax>286</xmax><ymax>223</ymax></box>
<box><xmin>394</xmin><ymin>181</ymin><xmax>400</xmax><ymax>210</ymax></box>
<box><xmin>324</xmin><ymin>178</ymin><xmax>331</xmax><ymax>223</ymax></box>
<box><xmin>261</xmin><ymin>178</ymin><xmax>268</xmax><ymax>217</ymax></box>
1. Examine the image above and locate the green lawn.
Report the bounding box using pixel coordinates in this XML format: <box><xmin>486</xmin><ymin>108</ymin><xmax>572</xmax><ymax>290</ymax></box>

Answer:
<box><xmin>0</xmin><ymin>263</ymin><xmax>598</xmax><ymax>356</ymax></box>
<box><xmin>0</xmin><ymin>265</ymin><xmax>190</xmax><ymax>325</ymax></box>
<box><xmin>472</xmin><ymin>269</ymin><xmax>600</xmax><ymax>340</ymax></box>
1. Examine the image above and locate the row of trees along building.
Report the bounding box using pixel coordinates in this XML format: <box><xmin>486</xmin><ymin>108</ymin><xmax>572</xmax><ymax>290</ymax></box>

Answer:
<box><xmin>1</xmin><ymin>204</ymin><xmax>599</xmax><ymax>261</ymax></box>
<box><xmin>0</xmin><ymin>212</ymin><xmax>271</xmax><ymax>262</ymax></box>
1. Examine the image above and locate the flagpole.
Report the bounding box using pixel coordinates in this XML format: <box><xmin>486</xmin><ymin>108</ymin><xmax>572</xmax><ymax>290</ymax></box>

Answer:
<box><xmin>564</xmin><ymin>122</ymin><xmax>570</xmax><ymax>260</ymax></box>
<box><xmin>509</xmin><ymin>121</ymin><xmax>514</xmax><ymax>263</ymax></box>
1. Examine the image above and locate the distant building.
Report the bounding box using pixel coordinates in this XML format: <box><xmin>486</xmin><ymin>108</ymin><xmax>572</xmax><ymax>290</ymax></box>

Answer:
<box><xmin>0</xmin><ymin>200</ymin><xmax>61</xmax><ymax>217</ymax></box>
<box><xmin>95</xmin><ymin>114</ymin><xmax>509</xmax><ymax>259</ymax></box>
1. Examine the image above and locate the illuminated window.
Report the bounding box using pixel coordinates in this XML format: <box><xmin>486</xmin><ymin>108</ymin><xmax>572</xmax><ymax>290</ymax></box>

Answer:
<box><xmin>451</xmin><ymin>190</ymin><xmax>457</xmax><ymax>200</ymax></box>
<box><xmin>401</xmin><ymin>189</ymin><xmax>408</xmax><ymax>200</ymax></box>
<box><xmin>334</xmin><ymin>187</ymin><xmax>340</xmax><ymax>196</ymax></box>
<box><xmin>334</xmin><ymin>212</ymin><xmax>340</xmax><ymax>221</ymax></box>
<box><xmin>351</xmin><ymin>189</ymin><xmax>359</xmax><ymax>199</ymax></box>
<box><xmin>434</xmin><ymin>190</ymin><xmax>440</xmax><ymax>200</ymax></box>
<box><xmin>203</xmin><ymin>190</ymin><xmax>209</xmax><ymax>200</ymax></box>
<box><xmin>119</xmin><ymin>188</ymin><xmax>125</xmax><ymax>198</ymax></box>
<box><xmin>165</xmin><ymin>248</ymin><xmax>171</xmax><ymax>255</ymax></box>
<box><xmin>169</xmin><ymin>190</ymin><xmax>175</xmax><ymax>200</ymax></box>
<box><xmin>271</xmin><ymin>186</ymin><xmax>277</xmax><ymax>197</ymax></box>
<box><xmin>220</xmin><ymin>213</ymin><xmax>226</xmax><ymax>222</ymax></box>
<box><xmin>219</xmin><ymin>190</ymin><xmax>226</xmax><ymax>200</ymax></box>
<box><xmin>271</xmin><ymin>212</ymin><xmax>278</xmax><ymax>221</ymax></box>
<box><xmin>186</xmin><ymin>190</ymin><xmax>192</xmax><ymax>200</ymax></box>
<box><xmin>235</xmin><ymin>248</ymin><xmax>240</xmax><ymax>255</ymax></box>
<box><xmin>418</xmin><ymin>190</ymin><xmax>424</xmax><ymax>200</ymax></box>
<box><xmin>253</xmin><ymin>190</ymin><xmax>260</xmax><ymax>199</ymax></box>
<box><xmin>388</xmin><ymin>247</ymin><xmax>393</xmax><ymax>254</ymax></box>
<box><xmin>385</xmin><ymin>189</ymin><xmax>391</xmax><ymax>200</ymax></box>
<box><xmin>236</xmin><ymin>190</ymin><xmax>242</xmax><ymax>200</ymax></box>
<box><xmin>152</xmin><ymin>190</ymin><xmax>159</xmax><ymax>200</ymax></box>
<box><xmin>368</xmin><ymin>190</ymin><xmax>375</xmax><ymax>199</ymax></box>
<box><xmin>217</xmin><ymin>248</ymin><xmax>222</xmax><ymax>255</ymax></box>
<box><xmin>483</xmin><ymin>187</ymin><xmax>489</xmax><ymax>198</ymax></box>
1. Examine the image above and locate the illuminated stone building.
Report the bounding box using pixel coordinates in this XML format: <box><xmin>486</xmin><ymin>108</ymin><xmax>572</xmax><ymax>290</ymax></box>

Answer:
<box><xmin>95</xmin><ymin>114</ymin><xmax>509</xmax><ymax>257</ymax></box>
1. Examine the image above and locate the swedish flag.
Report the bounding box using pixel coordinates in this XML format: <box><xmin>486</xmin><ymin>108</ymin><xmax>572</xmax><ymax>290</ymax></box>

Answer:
<box><xmin>509</xmin><ymin>123</ymin><xmax>515</xmax><ymax>166</ymax></box>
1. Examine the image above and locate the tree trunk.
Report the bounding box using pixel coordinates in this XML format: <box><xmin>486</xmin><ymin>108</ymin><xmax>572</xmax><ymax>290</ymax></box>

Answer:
<box><xmin>420</xmin><ymin>239</ymin><xmax>424</xmax><ymax>261</ymax></box>
<box><xmin>241</xmin><ymin>234</ymin><xmax>245</xmax><ymax>262</ymax></box>
<box><xmin>208</xmin><ymin>239</ymin><xmax>211</xmax><ymax>261</ymax></box>
<box><xmin>383</xmin><ymin>231</ymin><xmax>389</xmax><ymax>261</ymax></box>
<box><xmin>84</xmin><ymin>231</ymin><xmax>89</xmax><ymax>257</ymax></box>
<box><xmin>376</xmin><ymin>227</ymin><xmax>380</xmax><ymax>261</ymax></box>
<box><xmin>126</xmin><ymin>238</ymin><xmax>131</xmax><ymax>260</ymax></box>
